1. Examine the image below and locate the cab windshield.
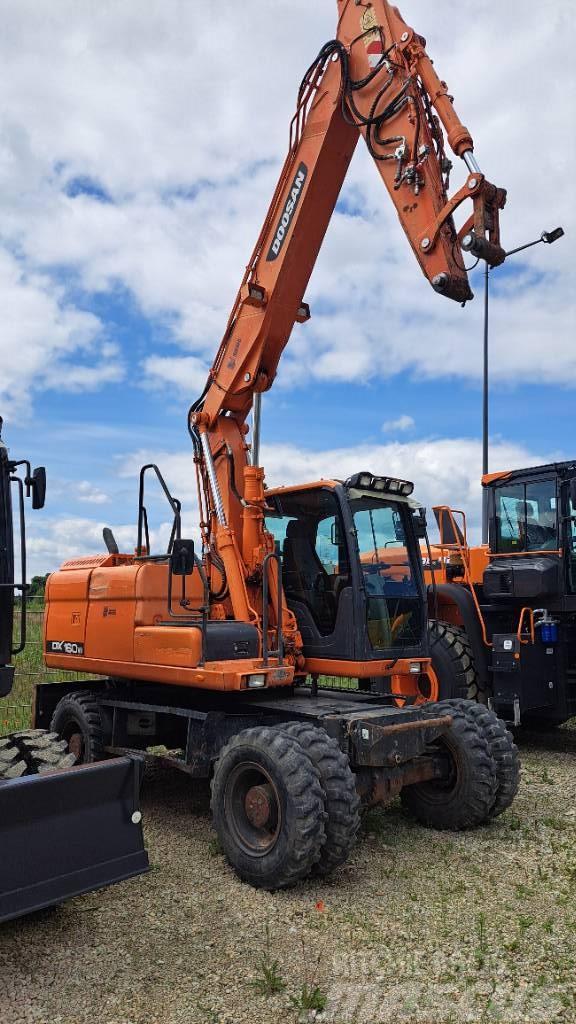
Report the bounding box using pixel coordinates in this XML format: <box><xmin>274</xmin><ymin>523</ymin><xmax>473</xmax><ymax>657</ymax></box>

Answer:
<box><xmin>494</xmin><ymin>478</ymin><xmax>558</xmax><ymax>553</ymax></box>
<box><xmin>350</xmin><ymin>497</ymin><xmax>423</xmax><ymax>650</ymax></box>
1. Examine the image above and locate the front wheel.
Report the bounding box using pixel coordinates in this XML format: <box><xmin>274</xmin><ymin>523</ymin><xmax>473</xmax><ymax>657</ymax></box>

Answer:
<box><xmin>278</xmin><ymin>723</ymin><xmax>360</xmax><ymax>876</ymax></box>
<box><xmin>50</xmin><ymin>690</ymin><xmax>105</xmax><ymax>763</ymax></box>
<box><xmin>400</xmin><ymin>701</ymin><xmax>498</xmax><ymax>830</ymax></box>
<box><xmin>210</xmin><ymin>726</ymin><xmax>327</xmax><ymax>890</ymax></box>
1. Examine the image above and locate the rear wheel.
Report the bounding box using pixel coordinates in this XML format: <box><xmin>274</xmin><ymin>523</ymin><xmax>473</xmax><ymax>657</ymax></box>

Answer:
<box><xmin>0</xmin><ymin>730</ymin><xmax>76</xmax><ymax>779</ymax></box>
<box><xmin>211</xmin><ymin>726</ymin><xmax>326</xmax><ymax>890</ymax></box>
<box><xmin>50</xmin><ymin>691</ymin><xmax>105</xmax><ymax>763</ymax></box>
<box><xmin>442</xmin><ymin>699</ymin><xmax>520</xmax><ymax>818</ymax></box>
<box><xmin>278</xmin><ymin>723</ymin><xmax>360</xmax><ymax>876</ymax></box>
<box><xmin>400</xmin><ymin>700</ymin><xmax>498</xmax><ymax>830</ymax></box>
<box><xmin>429</xmin><ymin>622</ymin><xmax>485</xmax><ymax>702</ymax></box>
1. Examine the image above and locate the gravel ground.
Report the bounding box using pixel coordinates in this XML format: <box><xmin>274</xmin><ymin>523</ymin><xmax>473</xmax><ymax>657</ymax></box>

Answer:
<box><xmin>2</xmin><ymin>727</ymin><xmax>575</xmax><ymax>1024</ymax></box>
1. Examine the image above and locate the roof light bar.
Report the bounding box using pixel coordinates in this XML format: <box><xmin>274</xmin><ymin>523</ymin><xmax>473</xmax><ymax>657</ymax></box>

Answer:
<box><xmin>345</xmin><ymin>472</ymin><xmax>415</xmax><ymax>497</ymax></box>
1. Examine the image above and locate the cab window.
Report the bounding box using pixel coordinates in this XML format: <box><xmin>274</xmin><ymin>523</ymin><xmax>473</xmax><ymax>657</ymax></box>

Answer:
<box><xmin>495</xmin><ymin>479</ymin><xmax>557</xmax><ymax>553</ymax></box>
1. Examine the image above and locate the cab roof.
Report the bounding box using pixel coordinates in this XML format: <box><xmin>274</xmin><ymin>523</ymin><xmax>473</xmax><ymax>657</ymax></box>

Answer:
<box><xmin>482</xmin><ymin>460</ymin><xmax>576</xmax><ymax>488</ymax></box>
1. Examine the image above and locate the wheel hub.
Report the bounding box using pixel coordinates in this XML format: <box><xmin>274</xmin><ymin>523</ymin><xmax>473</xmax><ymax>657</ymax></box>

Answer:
<box><xmin>244</xmin><ymin>784</ymin><xmax>274</xmax><ymax>829</ymax></box>
<box><xmin>68</xmin><ymin>732</ymin><xmax>84</xmax><ymax>760</ymax></box>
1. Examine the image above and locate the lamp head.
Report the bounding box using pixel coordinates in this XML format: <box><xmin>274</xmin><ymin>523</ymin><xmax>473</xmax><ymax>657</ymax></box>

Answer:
<box><xmin>541</xmin><ymin>227</ymin><xmax>565</xmax><ymax>245</ymax></box>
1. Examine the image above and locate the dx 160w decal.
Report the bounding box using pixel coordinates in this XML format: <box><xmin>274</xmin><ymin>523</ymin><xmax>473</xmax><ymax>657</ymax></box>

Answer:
<box><xmin>46</xmin><ymin>640</ymin><xmax>85</xmax><ymax>656</ymax></box>
<box><xmin>266</xmin><ymin>162</ymin><xmax>308</xmax><ymax>261</ymax></box>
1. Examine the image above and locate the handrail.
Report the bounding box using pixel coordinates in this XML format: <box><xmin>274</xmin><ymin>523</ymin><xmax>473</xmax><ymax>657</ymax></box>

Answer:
<box><xmin>137</xmin><ymin>464</ymin><xmax>181</xmax><ymax>558</ymax></box>
<box><xmin>517</xmin><ymin>607</ymin><xmax>535</xmax><ymax>646</ymax></box>
<box><xmin>10</xmin><ymin>476</ymin><xmax>27</xmax><ymax>656</ymax></box>
<box><xmin>433</xmin><ymin>504</ymin><xmax>491</xmax><ymax>648</ymax></box>
<box><xmin>262</xmin><ymin>552</ymin><xmax>284</xmax><ymax>666</ymax></box>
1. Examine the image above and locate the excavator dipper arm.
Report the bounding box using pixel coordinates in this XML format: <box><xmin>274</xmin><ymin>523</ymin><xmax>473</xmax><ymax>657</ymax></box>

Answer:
<box><xmin>197</xmin><ymin>0</ymin><xmax>506</xmax><ymax>430</ymax></box>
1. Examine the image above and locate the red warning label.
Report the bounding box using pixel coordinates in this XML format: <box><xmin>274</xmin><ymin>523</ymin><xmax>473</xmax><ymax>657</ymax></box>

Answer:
<box><xmin>366</xmin><ymin>37</ymin><xmax>384</xmax><ymax>68</ymax></box>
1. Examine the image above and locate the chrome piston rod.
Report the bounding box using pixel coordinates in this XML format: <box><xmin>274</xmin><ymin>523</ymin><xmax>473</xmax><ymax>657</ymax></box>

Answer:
<box><xmin>462</xmin><ymin>150</ymin><xmax>481</xmax><ymax>175</ymax></box>
<box><xmin>200</xmin><ymin>431</ymin><xmax>227</xmax><ymax>527</ymax></box>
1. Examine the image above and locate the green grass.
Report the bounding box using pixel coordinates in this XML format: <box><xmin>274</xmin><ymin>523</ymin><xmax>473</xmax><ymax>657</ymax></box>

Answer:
<box><xmin>1</xmin><ymin>600</ymin><xmax>81</xmax><ymax>735</ymax></box>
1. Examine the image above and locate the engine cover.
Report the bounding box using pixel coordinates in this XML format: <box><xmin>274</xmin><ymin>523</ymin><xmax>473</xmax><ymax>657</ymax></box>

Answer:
<box><xmin>483</xmin><ymin>556</ymin><xmax>561</xmax><ymax>601</ymax></box>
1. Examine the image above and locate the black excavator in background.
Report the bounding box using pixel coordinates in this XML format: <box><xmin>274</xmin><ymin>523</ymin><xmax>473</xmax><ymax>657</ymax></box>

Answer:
<box><xmin>0</xmin><ymin>417</ymin><xmax>148</xmax><ymax>924</ymax></box>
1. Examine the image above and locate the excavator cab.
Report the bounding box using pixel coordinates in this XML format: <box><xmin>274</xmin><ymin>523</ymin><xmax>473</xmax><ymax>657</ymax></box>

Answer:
<box><xmin>266</xmin><ymin>473</ymin><xmax>428</xmax><ymax>673</ymax></box>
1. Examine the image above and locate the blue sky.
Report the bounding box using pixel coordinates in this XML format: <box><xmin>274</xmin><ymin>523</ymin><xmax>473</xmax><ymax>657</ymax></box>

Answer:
<box><xmin>1</xmin><ymin>0</ymin><xmax>574</xmax><ymax>575</ymax></box>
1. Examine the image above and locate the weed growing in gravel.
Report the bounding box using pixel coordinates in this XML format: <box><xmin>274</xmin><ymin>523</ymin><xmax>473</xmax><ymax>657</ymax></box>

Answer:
<box><xmin>249</xmin><ymin>926</ymin><xmax>286</xmax><ymax>997</ymax></box>
<box><xmin>207</xmin><ymin>837</ymin><xmax>222</xmax><ymax>858</ymax></box>
<box><xmin>249</xmin><ymin>953</ymin><xmax>286</xmax><ymax>996</ymax></box>
<box><xmin>290</xmin><ymin>983</ymin><xmax>327</xmax><ymax>1014</ymax></box>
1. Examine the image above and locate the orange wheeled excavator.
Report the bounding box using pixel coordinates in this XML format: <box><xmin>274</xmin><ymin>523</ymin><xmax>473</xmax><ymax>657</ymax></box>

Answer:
<box><xmin>38</xmin><ymin>1</ymin><xmax>518</xmax><ymax>889</ymax></box>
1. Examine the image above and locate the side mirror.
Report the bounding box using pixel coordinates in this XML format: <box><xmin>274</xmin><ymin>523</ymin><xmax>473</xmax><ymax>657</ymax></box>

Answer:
<box><xmin>412</xmin><ymin>507</ymin><xmax>427</xmax><ymax>539</ymax></box>
<box><xmin>330</xmin><ymin>520</ymin><xmax>342</xmax><ymax>546</ymax></box>
<box><xmin>569</xmin><ymin>479</ymin><xmax>576</xmax><ymax>510</ymax></box>
<box><xmin>31</xmin><ymin>466</ymin><xmax>46</xmax><ymax>510</ymax></box>
<box><xmin>170</xmin><ymin>538</ymin><xmax>195</xmax><ymax>576</ymax></box>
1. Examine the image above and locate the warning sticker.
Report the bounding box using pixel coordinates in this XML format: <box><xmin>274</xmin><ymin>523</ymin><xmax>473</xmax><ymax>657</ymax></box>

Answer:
<box><xmin>361</xmin><ymin>8</ymin><xmax>384</xmax><ymax>68</ymax></box>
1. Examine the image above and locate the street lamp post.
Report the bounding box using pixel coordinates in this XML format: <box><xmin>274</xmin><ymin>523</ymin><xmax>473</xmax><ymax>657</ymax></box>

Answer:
<box><xmin>480</xmin><ymin>227</ymin><xmax>565</xmax><ymax>544</ymax></box>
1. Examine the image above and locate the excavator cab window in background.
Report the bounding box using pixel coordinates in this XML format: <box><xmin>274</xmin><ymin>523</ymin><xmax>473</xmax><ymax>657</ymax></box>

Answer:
<box><xmin>494</xmin><ymin>478</ymin><xmax>558</xmax><ymax>554</ymax></box>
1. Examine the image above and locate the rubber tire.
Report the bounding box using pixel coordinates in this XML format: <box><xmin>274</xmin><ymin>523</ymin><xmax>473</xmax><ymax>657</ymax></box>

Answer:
<box><xmin>400</xmin><ymin>700</ymin><xmax>498</xmax><ymax>830</ymax></box>
<box><xmin>441</xmin><ymin>699</ymin><xmax>520</xmax><ymax>818</ymax></box>
<box><xmin>0</xmin><ymin>730</ymin><xmax>76</xmax><ymax>779</ymax></box>
<box><xmin>429</xmin><ymin>621</ymin><xmax>485</xmax><ymax>703</ymax></box>
<box><xmin>211</xmin><ymin>726</ymin><xmax>326</xmax><ymax>890</ymax></box>
<box><xmin>50</xmin><ymin>690</ymin><xmax>105</xmax><ymax>763</ymax></box>
<box><xmin>278</xmin><ymin>723</ymin><xmax>360</xmax><ymax>876</ymax></box>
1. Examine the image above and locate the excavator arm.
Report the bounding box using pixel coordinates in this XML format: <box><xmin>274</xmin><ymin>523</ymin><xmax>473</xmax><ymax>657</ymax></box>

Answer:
<box><xmin>188</xmin><ymin>0</ymin><xmax>507</xmax><ymax>659</ymax></box>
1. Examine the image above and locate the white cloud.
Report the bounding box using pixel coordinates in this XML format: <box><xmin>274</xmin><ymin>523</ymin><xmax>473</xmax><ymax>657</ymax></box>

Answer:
<box><xmin>383</xmin><ymin>415</ymin><xmax>415</xmax><ymax>434</ymax></box>
<box><xmin>0</xmin><ymin>248</ymin><xmax>122</xmax><ymax>418</ymax></box>
<box><xmin>119</xmin><ymin>433</ymin><xmax>551</xmax><ymax>544</ymax></box>
<box><xmin>142</xmin><ymin>354</ymin><xmax>209</xmax><ymax>393</ymax></box>
<box><xmin>27</xmin><ymin>429</ymin><xmax>557</xmax><ymax>576</ymax></box>
<box><xmin>76</xmin><ymin>481</ymin><xmax>109</xmax><ymax>505</ymax></box>
<box><xmin>0</xmin><ymin>0</ymin><xmax>572</xmax><ymax>414</ymax></box>
<box><xmin>26</xmin><ymin>516</ymin><xmax>180</xmax><ymax>578</ymax></box>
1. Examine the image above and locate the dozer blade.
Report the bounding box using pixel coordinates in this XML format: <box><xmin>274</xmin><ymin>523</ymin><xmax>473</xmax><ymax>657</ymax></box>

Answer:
<box><xmin>0</xmin><ymin>757</ymin><xmax>149</xmax><ymax>924</ymax></box>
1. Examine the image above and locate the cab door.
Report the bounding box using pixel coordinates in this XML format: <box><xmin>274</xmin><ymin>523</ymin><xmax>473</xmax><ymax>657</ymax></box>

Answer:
<box><xmin>566</xmin><ymin>481</ymin><xmax>576</xmax><ymax>595</ymax></box>
<box><xmin>266</xmin><ymin>488</ymin><xmax>356</xmax><ymax>662</ymax></box>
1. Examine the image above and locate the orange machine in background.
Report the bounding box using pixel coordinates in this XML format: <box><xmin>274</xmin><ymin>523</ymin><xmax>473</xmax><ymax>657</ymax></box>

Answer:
<box><xmin>423</xmin><ymin>465</ymin><xmax>576</xmax><ymax>728</ymax></box>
